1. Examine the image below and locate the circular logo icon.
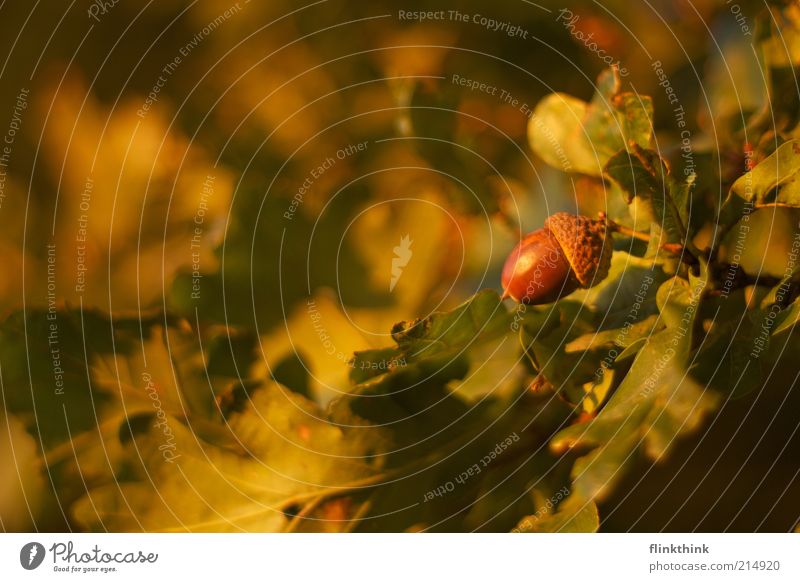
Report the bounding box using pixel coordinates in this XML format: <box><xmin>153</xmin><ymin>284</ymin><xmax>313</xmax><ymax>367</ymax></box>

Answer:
<box><xmin>19</xmin><ymin>542</ymin><xmax>46</xmax><ymax>570</ymax></box>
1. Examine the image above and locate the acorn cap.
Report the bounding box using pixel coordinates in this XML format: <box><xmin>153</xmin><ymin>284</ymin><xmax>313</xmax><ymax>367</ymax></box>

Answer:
<box><xmin>544</xmin><ymin>212</ymin><xmax>612</xmax><ymax>288</ymax></box>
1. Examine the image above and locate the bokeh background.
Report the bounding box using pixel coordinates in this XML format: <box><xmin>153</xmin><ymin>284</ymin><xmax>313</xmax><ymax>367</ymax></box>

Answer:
<box><xmin>0</xmin><ymin>0</ymin><xmax>797</xmax><ymax>532</ymax></box>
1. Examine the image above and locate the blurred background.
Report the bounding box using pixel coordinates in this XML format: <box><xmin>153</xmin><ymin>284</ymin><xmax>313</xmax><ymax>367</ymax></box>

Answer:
<box><xmin>0</xmin><ymin>0</ymin><xmax>797</xmax><ymax>532</ymax></box>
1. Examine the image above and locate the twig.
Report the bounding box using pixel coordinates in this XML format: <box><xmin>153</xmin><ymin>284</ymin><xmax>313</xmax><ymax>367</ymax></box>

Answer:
<box><xmin>599</xmin><ymin>212</ymin><xmax>700</xmax><ymax>265</ymax></box>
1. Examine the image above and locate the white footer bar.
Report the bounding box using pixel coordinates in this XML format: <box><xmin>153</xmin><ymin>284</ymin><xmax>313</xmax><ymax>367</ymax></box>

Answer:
<box><xmin>1</xmin><ymin>533</ymin><xmax>797</xmax><ymax>580</ymax></box>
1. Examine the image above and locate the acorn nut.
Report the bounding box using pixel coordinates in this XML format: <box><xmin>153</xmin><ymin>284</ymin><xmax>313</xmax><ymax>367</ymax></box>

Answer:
<box><xmin>501</xmin><ymin>212</ymin><xmax>613</xmax><ymax>305</ymax></box>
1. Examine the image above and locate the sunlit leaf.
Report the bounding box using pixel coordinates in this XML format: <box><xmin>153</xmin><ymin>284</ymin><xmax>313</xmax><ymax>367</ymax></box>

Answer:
<box><xmin>514</xmin><ymin>493</ymin><xmax>599</xmax><ymax>533</ymax></box>
<box><xmin>529</xmin><ymin>68</ymin><xmax>653</xmax><ymax>176</ymax></box>
<box><xmin>74</xmin><ymin>382</ymin><xmax>389</xmax><ymax>532</ymax></box>
<box><xmin>605</xmin><ymin>146</ymin><xmax>690</xmax><ymax>245</ymax></box>
<box><xmin>721</xmin><ymin>140</ymin><xmax>800</xmax><ymax>231</ymax></box>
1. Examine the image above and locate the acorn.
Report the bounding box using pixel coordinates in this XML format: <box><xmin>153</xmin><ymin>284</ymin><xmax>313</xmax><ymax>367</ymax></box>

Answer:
<box><xmin>501</xmin><ymin>212</ymin><xmax>613</xmax><ymax>304</ymax></box>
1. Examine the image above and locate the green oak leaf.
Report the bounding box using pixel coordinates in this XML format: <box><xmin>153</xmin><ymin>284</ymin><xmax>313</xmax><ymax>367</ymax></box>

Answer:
<box><xmin>720</xmin><ymin>140</ymin><xmax>800</xmax><ymax>231</ymax></box>
<box><xmin>76</xmin><ymin>377</ymin><xmax>566</xmax><ymax>532</ymax></box>
<box><xmin>74</xmin><ymin>382</ymin><xmax>389</xmax><ymax>532</ymax></box>
<box><xmin>568</xmin><ymin>250</ymin><xmax>666</xmax><ymax>325</ymax></box>
<box><xmin>605</xmin><ymin>146</ymin><xmax>691</xmax><ymax>246</ymax></box>
<box><xmin>338</xmin><ymin>291</ymin><xmax>533</xmax><ymax>457</ymax></box>
<box><xmin>689</xmin><ymin>267</ymin><xmax>799</xmax><ymax>401</ymax></box>
<box><xmin>461</xmin><ymin>449</ymin><xmax>572</xmax><ymax>532</ymax></box>
<box><xmin>514</xmin><ymin>492</ymin><xmax>599</xmax><ymax>533</ymax></box>
<box><xmin>0</xmin><ymin>307</ymin><xmax>255</xmax><ymax>528</ymax></box>
<box><xmin>529</xmin><ymin>68</ymin><xmax>653</xmax><ymax>176</ymax></box>
<box><xmin>564</xmin><ymin>315</ymin><xmax>662</xmax><ymax>354</ymax></box>
<box><xmin>696</xmin><ymin>285</ymin><xmax>776</xmax><ymax>399</ymax></box>
<box><xmin>550</xmin><ymin>274</ymin><xmax>720</xmax><ymax>501</ymax></box>
<box><xmin>521</xmin><ymin>252</ymin><xmax>666</xmax><ymax>409</ymax></box>
<box><xmin>693</xmin><ymin>262</ymin><xmax>799</xmax><ymax>398</ymax></box>
<box><xmin>774</xmin><ymin>300</ymin><xmax>800</xmax><ymax>335</ymax></box>
<box><xmin>348</xmin><ymin>290</ymin><xmax>518</xmax><ymax>399</ymax></box>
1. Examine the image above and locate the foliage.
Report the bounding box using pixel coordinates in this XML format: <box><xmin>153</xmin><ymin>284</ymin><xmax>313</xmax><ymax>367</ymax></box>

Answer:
<box><xmin>1</xmin><ymin>0</ymin><xmax>799</xmax><ymax>533</ymax></box>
